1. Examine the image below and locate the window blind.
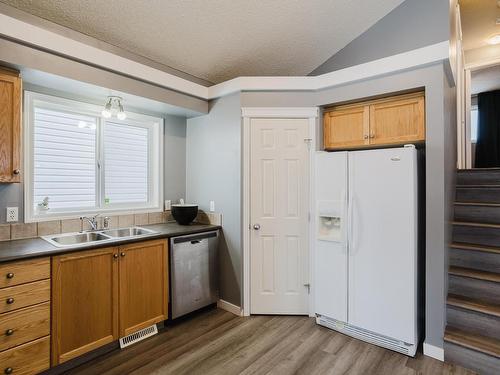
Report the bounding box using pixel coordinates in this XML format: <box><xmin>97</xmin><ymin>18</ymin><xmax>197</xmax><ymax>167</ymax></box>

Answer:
<box><xmin>104</xmin><ymin>121</ymin><xmax>149</xmax><ymax>205</ymax></box>
<box><xmin>33</xmin><ymin>107</ymin><xmax>97</xmax><ymax>210</ymax></box>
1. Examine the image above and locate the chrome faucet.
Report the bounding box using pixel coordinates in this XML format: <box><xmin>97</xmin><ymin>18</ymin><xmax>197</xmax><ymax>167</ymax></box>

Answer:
<box><xmin>80</xmin><ymin>214</ymin><xmax>100</xmax><ymax>231</ymax></box>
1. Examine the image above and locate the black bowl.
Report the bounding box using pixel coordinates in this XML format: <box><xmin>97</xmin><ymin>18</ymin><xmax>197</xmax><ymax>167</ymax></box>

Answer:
<box><xmin>171</xmin><ymin>204</ymin><xmax>198</xmax><ymax>225</ymax></box>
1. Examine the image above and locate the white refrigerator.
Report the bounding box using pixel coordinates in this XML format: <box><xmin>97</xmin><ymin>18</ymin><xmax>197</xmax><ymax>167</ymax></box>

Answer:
<box><xmin>314</xmin><ymin>146</ymin><xmax>418</xmax><ymax>356</ymax></box>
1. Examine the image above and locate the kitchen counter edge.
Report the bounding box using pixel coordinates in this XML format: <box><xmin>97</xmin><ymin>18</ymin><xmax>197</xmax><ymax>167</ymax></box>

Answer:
<box><xmin>0</xmin><ymin>222</ymin><xmax>221</xmax><ymax>263</ymax></box>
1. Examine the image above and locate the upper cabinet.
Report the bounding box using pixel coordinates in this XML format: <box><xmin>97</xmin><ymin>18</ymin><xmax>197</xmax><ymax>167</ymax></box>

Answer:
<box><xmin>0</xmin><ymin>68</ymin><xmax>21</xmax><ymax>183</ymax></box>
<box><xmin>323</xmin><ymin>92</ymin><xmax>425</xmax><ymax>151</ymax></box>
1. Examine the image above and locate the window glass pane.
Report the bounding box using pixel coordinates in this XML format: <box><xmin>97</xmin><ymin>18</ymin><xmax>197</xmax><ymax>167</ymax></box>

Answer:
<box><xmin>33</xmin><ymin>107</ymin><xmax>97</xmax><ymax>210</ymax></box>
<box><xmin>471</xmin><ymin>108</ymin><xmax>478</xmax><ymax>143</ymax></box>
<box><xmin>104</xmin><ymin>121</ymin><xmax>149</xmax><ymax>205</ymax></box>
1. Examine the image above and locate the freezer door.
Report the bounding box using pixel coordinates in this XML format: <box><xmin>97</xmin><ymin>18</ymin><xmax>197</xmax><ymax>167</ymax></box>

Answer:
<box><xmin>314</xmin><ymin>151</ymin><xmax>348</xmax><ymax>322</ymax></box>
<box><xmin>348</xmin><ymin>147</ymin><xmax>417</xmax><ymax>343</ymax></box>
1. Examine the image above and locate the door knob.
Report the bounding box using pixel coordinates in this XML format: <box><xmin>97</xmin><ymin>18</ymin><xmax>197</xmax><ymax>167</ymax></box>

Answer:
<box><xmin>253</xmin><ymin>224</ymin><xmax>261</xmax><ymax>230</ymax></box>
<box><xmin>4</xmin><ymin>367</ymin><xmax>13</xmax><ymax>374</ymax></box>
<box><xmin>5</xmin><ymin>329</ymin><xmax>13</xmax><ymax>336</ymax></box>
<box><xmin>6</xmin><ymin>273</ymin><xmax>14</xmax><ymax>279</ymax></box>
<box><xmin>120</xmin><ymin>252</ymin><xmax>125</xmax><ymax>257</ymax></box>
<box><xmin>6</xmin><ymin>298</ymin><xmax>14</xmax><ymax>305</ymax></box>
<box><xmin>12</xmin><ymin>169</ymin><xmax>20</xmax><ymax>175</ymax></box>
<box><xmin>113</xmin><ymin>253</ymin><xmax>119</xmax><ymax>259</ymax></box>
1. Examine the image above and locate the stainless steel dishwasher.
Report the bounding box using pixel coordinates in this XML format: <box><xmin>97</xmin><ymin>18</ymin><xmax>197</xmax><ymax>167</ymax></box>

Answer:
<box><xmin>169</xmin><ymin>230</ymin><xmax>218</xmax><ymax>319</ymax></box>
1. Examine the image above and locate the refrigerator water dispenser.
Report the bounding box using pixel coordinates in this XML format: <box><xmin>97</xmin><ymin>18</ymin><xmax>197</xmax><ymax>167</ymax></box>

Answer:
<box><xmin>317</xmin><ymin>200</ymin><xmax>344</xmax><ymax>242</ymax></box>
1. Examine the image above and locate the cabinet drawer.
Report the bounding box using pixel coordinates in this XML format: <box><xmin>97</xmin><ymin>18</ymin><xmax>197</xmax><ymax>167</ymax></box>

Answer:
<box><xmin>0</xmin><ymin>302</ymin><xmax>50</xmax><ymax>351</ymax></box>
<box><xmin>0</xmin><ymin>258</ymin><xmax>50</xmax><ymax>288</ymax></box>
<box><xmin>0</xmin><ymin>280</ymin><xmax>50</xmax><ymax>313</ymax></box>
<box><xmin>0</xmin><ymin>336</ymin><xmax>50</xmax><ymax>375</ymax></box>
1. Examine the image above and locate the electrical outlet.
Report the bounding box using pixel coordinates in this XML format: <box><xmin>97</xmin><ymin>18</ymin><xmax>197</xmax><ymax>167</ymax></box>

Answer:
<box><xmin>6</xmin><ymin>207</ymin><xmax>18</xmax><ymax>222</ymax></box>
<box><xmin>164</xmin><ymin>200</ymin><xmax>171</xmax><ymax>210</ymax></box>
<box><xmin>209</xmin><ymin>200</ymin><xmax>215</xmax><ymax>212</ymax></box>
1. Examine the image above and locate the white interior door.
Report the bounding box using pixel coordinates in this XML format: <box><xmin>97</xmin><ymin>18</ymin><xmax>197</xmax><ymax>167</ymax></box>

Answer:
<box><xmin>348</xmin><ymin>147</ymin><xmax>417</xmax><ymax>343</ymax></box>
<box><xmin>250</xmin><ymin>118</ymin><xmax>310</xmax><ymax>315</ymax></box>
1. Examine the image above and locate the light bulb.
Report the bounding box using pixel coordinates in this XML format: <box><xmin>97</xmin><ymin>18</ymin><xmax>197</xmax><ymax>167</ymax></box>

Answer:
<box><xmin>117</xmin><ymin>102</ymin><xmax>126</xmax><ymax>120</ymax></box>
<box><xmin>102</xmin><ymin>99</ymin><xmax>112</xmax><ymax>118</ymax></box>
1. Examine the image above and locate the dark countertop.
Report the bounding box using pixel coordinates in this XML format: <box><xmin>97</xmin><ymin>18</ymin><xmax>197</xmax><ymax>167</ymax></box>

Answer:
<box><xmin>0</xmin><ymin>222</ymin><xmax>221</xmax><ymax>263</ymax></box>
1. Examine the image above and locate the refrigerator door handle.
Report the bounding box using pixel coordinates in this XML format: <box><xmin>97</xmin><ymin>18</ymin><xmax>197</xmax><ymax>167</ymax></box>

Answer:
<box><xmin>348</xmin><ymin>192</ymin><xmax>354</xmax><ymax>255</ymax></box>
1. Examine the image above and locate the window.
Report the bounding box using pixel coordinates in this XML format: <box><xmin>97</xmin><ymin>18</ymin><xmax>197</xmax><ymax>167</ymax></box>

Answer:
<box><xmin>471</xmin><ymin>106</ymin><xmax>478</xmax><ymax>143</ymax></box>
<box><xmin>24</xmin><ymin>91</ymin><xmax>163</xmax><ymax>221</ymax></box>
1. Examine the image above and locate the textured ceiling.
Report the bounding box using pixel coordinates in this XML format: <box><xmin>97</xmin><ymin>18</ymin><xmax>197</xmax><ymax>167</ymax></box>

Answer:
<box><xmin>0</xmin><ymin>0</ymin><xmax>404</xmax><ymax>84</ymax></box>
<box><xmin>459</xmin><ymin>0</ymin><xmax>500</xmax><ymax>51</ymax></box>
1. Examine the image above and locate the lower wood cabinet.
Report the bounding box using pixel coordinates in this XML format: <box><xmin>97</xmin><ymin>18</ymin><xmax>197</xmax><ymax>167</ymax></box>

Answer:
<box><xmin>51</xmin><ymin>239</ymin><xmax>168</xmax><ymax>365</ymax></box>
<box><xmin>51</xmin><ymin>247</ymin><xmax>119</xmax><ymax>365</ymax></box>
<box><xmin>119</xmin><ymin>240</ymin><xmax>169</xmax><ymax>337</ymax></box>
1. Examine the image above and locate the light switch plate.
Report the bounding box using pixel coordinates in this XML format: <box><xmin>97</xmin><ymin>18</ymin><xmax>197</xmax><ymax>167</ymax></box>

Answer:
<box><xmin>164</xmin><ymin>200</ymin><xmax>171</xmax><ymax>210</ymax></box>
<box><xmin>209</xmin><ymin>201</ymin><xmax>215</xmax><ymax>212</ymax></box>
<box><xmin>6</xmin><ymin>207</ymin><xmax>18</xmax><ymax>222</ymax></box>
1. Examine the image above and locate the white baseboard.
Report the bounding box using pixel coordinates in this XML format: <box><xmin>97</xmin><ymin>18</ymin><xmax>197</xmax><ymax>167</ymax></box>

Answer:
<box><xmin>217</xmin><ymin>299</ymin><xmax>243</xmax><ymax>316</ymax></box>
<box><xmin>423</xmin><ymin>342</ymin><xmax>444</xmax><ymax>361</ymax></box>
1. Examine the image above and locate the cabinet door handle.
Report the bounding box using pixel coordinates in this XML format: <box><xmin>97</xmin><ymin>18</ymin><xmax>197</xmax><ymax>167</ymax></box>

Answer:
<box><xmin>120</xmin><ymin>252</ymin><xmax>125</xmax><ymax>257</ymax></box>
<box><xmin>5</xmin><ymin>329</ymin><xmax>13</xmax><ymax>336</ymax></box>
<box><xmin>369</xmin><ymin>134</ymin><xmax>375</xmax><ymax>139</ymax></box>
<box><xmin>363</xmin><ymin>135</ymin><xmax>369</xmax><ymax>140</ymax></box>
<box><xmin>6</xmin><ymin>273</ymin><xmax>14</xmax><ymax>279</ymax></box>
<box><xmin>12</xmin><ymin>169</ymin><xmax>20</xmax><ymax>175</ymax></box>
<box><xmin>5</xmin><ymin>298</ymin><xmax>14</xmax><ymax>305</ymax></box>
<box><xmin>113</xmin><ymin>254</ymin><xmax>119</xmax><ymax>259</ymax></box>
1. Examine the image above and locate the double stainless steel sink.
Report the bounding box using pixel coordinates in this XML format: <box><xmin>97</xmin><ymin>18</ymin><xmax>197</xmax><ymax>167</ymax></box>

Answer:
<box><xmin>42</xmin><ymin>226</ymin><xmax>157</xmax><ymax>248</ymax></box>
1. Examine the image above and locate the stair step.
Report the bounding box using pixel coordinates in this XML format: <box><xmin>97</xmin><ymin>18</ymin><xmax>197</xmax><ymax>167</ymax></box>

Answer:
<box><xmin>453</xmin><ymin>222</ymin><xmax>500</xmax><ymax>247</ymax></box>
<box><xmin>444</xmin><ymin>326</ymin><xmax>500</xmax><ymax>358</ymax></box>
<box><xmin>449</xmin><ymin>266</ymin><xmax>500</xmax><ymax>283</ymax></box>
<box><xmin>456</xmin><ymin>186</ymin><xmax>500</xmax><ymax>203</ymax></box>
<box><xmin>450</xmin><ymin>242</ymin><xmax>500</xmax><ymax>255</ymax></box>
<box><xmin>454</xmin><ymin>203</ymin><xmax>500</xmax><ymax>225</ymax></box>
<box><xmin>457</xmin><ymin>168</ymin><xmax>500</xmax><ymax>185</ymax></box>
<box><xmin>449</xmin><ymin>273</ymin><xmax>500</xmax><ymax>305</ymax></box>
<box><xmin>447</xmin><ymin>294</ymin><xmax>500</xmax><ymax>318</ymax></box>
<box><xmin>445</xmin><ymin>341</ymin><xmax>500</xmax><ymax>375</ymax></box>
<box><xmin>449</xmin><ymin>248</ymin><xmax>500</xmax><ymax>274</ymax></box>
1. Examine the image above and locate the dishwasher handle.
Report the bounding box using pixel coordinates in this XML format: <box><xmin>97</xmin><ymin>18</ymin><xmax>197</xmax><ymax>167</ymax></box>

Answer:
<box><xmin>172</xmin><ymin>231</ymin><xmax>218</xmax><ymax>244</ymax></box>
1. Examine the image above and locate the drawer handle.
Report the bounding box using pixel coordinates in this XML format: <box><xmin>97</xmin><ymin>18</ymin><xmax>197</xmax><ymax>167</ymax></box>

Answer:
<box><xmin>6</xmin><ymin>298</ymin><xmax>14</xmax><ymax>305</ymax></box>
<box><xmin>6</xmin><ymin>273</ymin><xmax>14</xmax><ymax>279</ymax></box>
<box><xmin>4</xmin><ymin>368</ymin><xmax>13</xmax><ymax>374</ymax></box>
<box><xmin>5</xmin><ymin>329</ymin><xmax>13</xmax><ymax>336</ymax></box>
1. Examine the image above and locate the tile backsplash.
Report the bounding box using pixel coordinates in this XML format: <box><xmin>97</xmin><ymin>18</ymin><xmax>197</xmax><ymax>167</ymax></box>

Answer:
<box><xmin>0</xmin><ymin>210</ymin><xmax>222</xmax><ymax>242</ymax></box>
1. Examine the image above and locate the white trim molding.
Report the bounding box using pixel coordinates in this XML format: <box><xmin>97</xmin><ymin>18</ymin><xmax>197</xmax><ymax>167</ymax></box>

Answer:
<box><xmin>423</xmin><ymin>342</ymin><xmax>444</xmax><ymax>361</ymax></box>
<box><xmin>241</xmin><ymin>107</ymin><xmax>319</xmax><ymax>118</ymax></box>
<box><xmin>217</xmin><ymin>299</ymin><xmax>243</xmax><ymax>317</ymax></box>
<box><xmin>0</xmin><ymin>9</ymin><xmax>450</xmax><ymax>102</ymax></box>
<box><xmin>242</xmin><ymin>107</ymin><xmax>318</xmax><ymax>317</ymax></box>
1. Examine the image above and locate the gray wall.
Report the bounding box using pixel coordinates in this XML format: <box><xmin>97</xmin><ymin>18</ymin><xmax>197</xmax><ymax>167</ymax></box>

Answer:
<box><xmin>164</xmin><ymin>114</ymin><xmax>187</xmax><ymax>203</ymax></box>
<box><xmin>241</xmin><ymin>62</ymin><xmax>455</xmax><ymax>350</ymax></box>
<box><xmin>186</xmin><ymin>93</ymin><xmax>242</xmax><ymax>306</ymax></box>
<box><xmin>310</xmin><ymin>0</ymin><xmax>450</xmax><ymax>75</ymax></box>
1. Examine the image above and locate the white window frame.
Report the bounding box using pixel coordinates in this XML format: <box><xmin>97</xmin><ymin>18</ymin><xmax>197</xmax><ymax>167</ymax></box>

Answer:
<box><xmin>24</xmin><ymin>91</ymin><xmax>164</xmax><ymax>222</ymax></box>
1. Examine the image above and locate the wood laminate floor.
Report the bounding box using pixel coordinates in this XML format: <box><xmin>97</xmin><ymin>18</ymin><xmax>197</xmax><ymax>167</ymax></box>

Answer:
<box><xmin>67</xmin><ymin>309</ymin><xmax>475</xmax><ymax>375</ymax></box>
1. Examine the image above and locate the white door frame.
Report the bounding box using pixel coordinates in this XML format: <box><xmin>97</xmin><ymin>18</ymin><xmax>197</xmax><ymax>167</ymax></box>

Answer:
<box><xmin>241</xmin><ymin>107</ymin><xmax>318</xmax><ymax>317</ymax></box>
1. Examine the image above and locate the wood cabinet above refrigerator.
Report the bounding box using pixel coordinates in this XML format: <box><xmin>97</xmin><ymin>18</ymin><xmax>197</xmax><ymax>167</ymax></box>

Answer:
<box><xmin>323</xmin><ymin>91</ymin><xmax>425</xmax><ymax>151</ymax></box>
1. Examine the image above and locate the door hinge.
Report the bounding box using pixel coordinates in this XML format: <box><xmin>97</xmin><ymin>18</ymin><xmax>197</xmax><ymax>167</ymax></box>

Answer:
<box><xmin>304</xmin><ymin>283</ymin><xmax>310</xmax><ymax>294</ymax></box>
